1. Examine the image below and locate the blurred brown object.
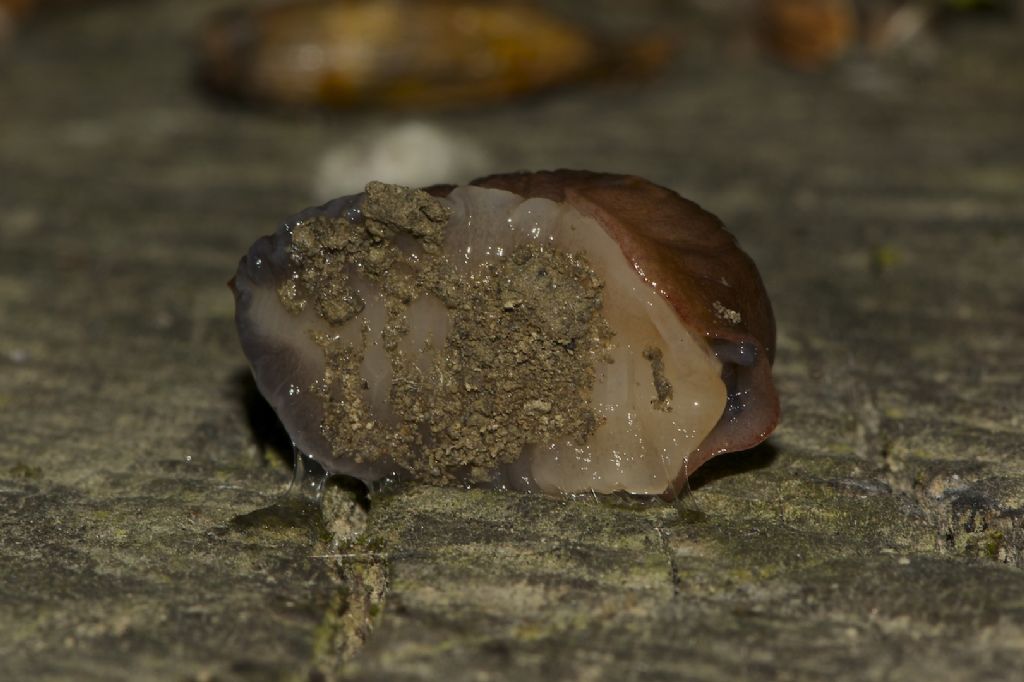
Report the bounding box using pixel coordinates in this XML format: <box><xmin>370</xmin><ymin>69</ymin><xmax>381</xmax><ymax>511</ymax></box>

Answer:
<box><xmin>1</xmin><ymin>0</ymin><xmax>103</xmax><ymax>39</ymax></box>
<box><xmin>759</xmin><ymin>0</ymin><xmax>858</xmax><ymax>69</ymax></box>
<box><xmin>0</xmin><ymin>0</ymin><xmax>35</xmax><ymax>16</ymax></box>
<box><xmin>0</xmin><ymin>0</ymin><xmax>35</xmax><ymax>39</ymax></box>
<box><xmin>199</xmin><ymin>0</ymin><xmax>672</xmax><ymax>110</ymax></box>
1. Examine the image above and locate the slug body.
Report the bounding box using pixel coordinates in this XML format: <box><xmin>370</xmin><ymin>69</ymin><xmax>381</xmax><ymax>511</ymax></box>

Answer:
<box><xmin>232</xmin><ymin>171</ymin><xmax>778</xmax><ymax>496</ymax></box>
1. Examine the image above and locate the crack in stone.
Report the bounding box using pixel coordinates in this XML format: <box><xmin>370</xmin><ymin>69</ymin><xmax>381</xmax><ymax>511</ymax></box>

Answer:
<box><xmin>310</xmin><ymin>555</ymin><xmax>389</xmax><ymax>677</ymax></box>
<box><xmin>655</xmin><ymin>524</ymin><xmax>682</xmax><ymax>598</ymax></box>
<box><xmin>307</xmin><ymin>486</ymin><xmax>389</xmax><ymax>678</ymax></box>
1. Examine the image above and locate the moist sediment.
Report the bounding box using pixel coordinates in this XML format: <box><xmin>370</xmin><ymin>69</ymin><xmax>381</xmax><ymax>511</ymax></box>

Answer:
<box><xmin>280</xmin><ymin>183</ymin><xmax>613</xmax><ymax>485</ymax></box>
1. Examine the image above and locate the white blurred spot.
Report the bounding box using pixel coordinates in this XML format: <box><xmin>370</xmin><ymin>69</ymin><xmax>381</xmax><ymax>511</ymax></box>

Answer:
<box><xmin>312</xmin><ymin>121</ymin><xmax>490</xmax><ymax>199</ymax></box>
<box><xmin>6</xmin><ymin>348</ymin><xmax>28</xmax><ymax>364</ymax></box>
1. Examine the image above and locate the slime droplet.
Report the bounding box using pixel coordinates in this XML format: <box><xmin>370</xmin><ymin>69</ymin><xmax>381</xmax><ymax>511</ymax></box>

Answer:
<box><xmin>288</xmin><ymin>446</ymin><xmax>331</xmax><ymax>503</ymax></box>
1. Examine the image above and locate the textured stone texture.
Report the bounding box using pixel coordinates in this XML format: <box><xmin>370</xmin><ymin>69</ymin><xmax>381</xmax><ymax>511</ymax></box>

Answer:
<box><xmin>1</xmin><ymin>2</ymin><xmax>1022</xmax><ymax>680</ymax></box>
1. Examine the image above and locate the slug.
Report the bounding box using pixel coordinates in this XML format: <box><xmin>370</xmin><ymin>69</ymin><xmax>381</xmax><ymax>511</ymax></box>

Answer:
<box><xmin>231</xmin><ymin>171</ymin><xmax>779</xmax><ymax>496</ymax></box>
<box><xmin>199</xmin><ymin>0</ymin><xmax>670</xmax><ymax>109</ymax></box>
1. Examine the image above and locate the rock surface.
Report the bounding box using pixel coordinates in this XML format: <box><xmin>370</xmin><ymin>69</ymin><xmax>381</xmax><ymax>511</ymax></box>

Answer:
<box><xmin>1</xmin><ymin>1</ymin><xmax>1022</xmax><ymax>680</ymax></box>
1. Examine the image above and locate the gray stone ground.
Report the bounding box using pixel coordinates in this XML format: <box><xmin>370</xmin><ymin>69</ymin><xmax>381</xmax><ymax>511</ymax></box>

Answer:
<box><xmin>1</xmin><ymin>1</ymin><xmax>1023</xmax><ymax>680</ymax></box>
